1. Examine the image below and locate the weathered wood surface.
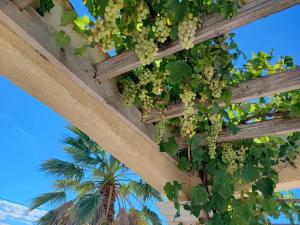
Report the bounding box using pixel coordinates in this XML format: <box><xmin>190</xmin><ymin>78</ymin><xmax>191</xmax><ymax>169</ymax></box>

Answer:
<box><xmin>146</xmin><ymin>68</ymin><xmax>300</xmax><ymax>123</ymax></box>
<box><xmin>178</xmin><ymin>118</ymin><xmax>300</xmax><ymax>148</ymax></box>
<box><xmin>95</xmin><ymin>0</ymin><xmax>300</xmax><ymax>81</ymax></box>
<box><xmin>13</xmin><ymin>0</ymin><xmax>35</xmax><ymax>9</ymax></box>
<box><xmin>0</xmin><ymin>0</ymin><xmax>193</xmax><ymax>198</ymax></box>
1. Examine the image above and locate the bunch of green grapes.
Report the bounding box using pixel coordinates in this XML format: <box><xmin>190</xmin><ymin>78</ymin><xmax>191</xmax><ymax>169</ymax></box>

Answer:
<box><xmin>180</xmin><ymin>88</ymin><xmax>196</xmax><ymax>115</ymax></box>
<box><xmin>222</xmin><ymin>143</ymin><xmax>247</xmax><ymax>174</ymax></box>
<box><xmin>210</xmin><ymin>79</ymin><xmax>225</xmax><ymax>98</ymax></box>
<box><xmin>136</xmin><ymin>1</ymin><xmax>149</xmax><ymax>23</ymax></box>
<box><xmin>203</xmin><ymin>65</ymin><xmax>214</xmax><ymax>82</ymax></box>
<box><xmin>236</xmin><ymin>145</ymin><xmax>247</xmax><ymax>165</ymax></box>
<box><xmin>138</xmin><ymin>68</ymin><xmax>168</xmax><ymax>95</ymax></box>
<box><xmin>139</xmin><ymin>89</ymin><xmax>154</xmax><ymax>120</ymax></box>
<box><xmin>154</xmin><ymin>120</ymin><xmax>168</xmax><ymax>144</ymax></box>
<box><xmin>154</xmin><ymin>17</ymin><xmax>171</xmax><ymax>43</ymax></box>
<box><xmin>180</xmin><ymin>88</ymin><xmax>198</xmax><ymax>137</ymax></box>
<box><xmin>152</xmin><ymin>69</ymin><xmax>169</xmax><ymax>95</ymax></box>
<box><xmin>180</xmin><ymin>114</ymin><xmax>200</xmax><ymax>138</ymax></box>
<box><xmin>133</xmin><ymin>27</ymin><xmax>158</xmax><ymax>65</ymax></box>
<box><xmin>221</xmin><ymin>143</ymin><xmax>238</xmax><ymax>174</ymax></box>
<box><xmin>89</xmin><ymin>0</ymin><xmax>124</xmax><ymax>50</ymax></box>
<box><xmin>121</xmin><ymin>77</ymin><xmax>137</xmax><ymax>106</ymax></box>
<box><xmin>178</xmin><ymin>13</ymin><xmax>201</xmax><ymax>49</ymax></box>
<box><xmin>207</xmin><ymin>113</ymin><xmax>222</xmax><ymax>159</ymax></box>
<box><xmin>138</xmin><ymin>68</ymin><xmax>153</xmax><ymax>85</ymax></box>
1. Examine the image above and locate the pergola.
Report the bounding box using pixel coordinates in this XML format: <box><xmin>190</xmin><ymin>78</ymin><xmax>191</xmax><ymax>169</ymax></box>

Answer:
<box><xmin>1</xmin><ymin>0</ymin><xmax>300</xmax><ymax>223</ymax></box>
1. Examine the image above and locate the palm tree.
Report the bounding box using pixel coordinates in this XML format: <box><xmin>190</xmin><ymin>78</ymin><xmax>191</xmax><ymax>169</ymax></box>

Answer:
<box><xmin>30</xmin><ymin>126</ymin><xmax>163</xmax><ymax>225</ymax></box>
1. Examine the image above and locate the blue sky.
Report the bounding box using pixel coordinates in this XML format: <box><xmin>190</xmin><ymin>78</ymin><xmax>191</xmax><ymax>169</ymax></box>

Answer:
<box><xmin>0</xmin><ymin>3</ymin><xmax>300</xmax><ymax>225</ymax></box>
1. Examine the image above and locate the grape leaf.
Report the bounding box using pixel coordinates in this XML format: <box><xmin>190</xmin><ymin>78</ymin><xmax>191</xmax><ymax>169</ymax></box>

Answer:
<box><xmin>160</xmin><ymin>137</ymin><xmax>178</xmax><ymax>156</ymax></box>
<box><xmin>37</xmin><ymin>0</ymin><xmax>54</xmax><ymax>16</ymax></box>
<box><xmin>61</xmin><ymin>11</ymin><xmax>77</xmax><ymax>26</ymax></box>
<box><xmin>74</xmin><ymin>16</ymin><xmax>90</xmax><ymax>30</ymax></box>
<box><xmin>166</xmin><ymin>61</ymin><xmax>192</xmax><ymax>85</ymax></box>
<box><xmin>74</xmin><ymin>46</ymin><xmax>87</xmax><ymax>56</ymax></box>
<box><xmin>190</xmin><ymin>185</ymin><xmax>209</xmax><ymax>206</ymax></box>
<box><xmin>53</xmin><ymin>30</ymin><xmax>71</xmax><ymax>48</ymax></box>
<box><xmin>177</xmin><ymin>157</ymin><xmax>190</xmax><ymax>171</ymax></box>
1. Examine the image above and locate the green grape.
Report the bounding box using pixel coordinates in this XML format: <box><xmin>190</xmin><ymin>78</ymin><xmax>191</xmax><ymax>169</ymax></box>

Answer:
<box><xmin>207</xmin><ymin>114</ymin><xmax>222</xmax><ymax>159</ymax></box>
<box><xmin>222</xmin><ymin>143</ymin><xmax>247</xmax><ymax>174</ymax></box>
<box><xmin>139</xmin><ymin>89</ymin><xmax>154</xmax><ymax>120</ymax></box>
<box><xmin>133</xmin><ymin>27</ymin><xmax>158</xmax><ymax>65</ymax></box>
<box><xmin>154</xmin><ymin>17</ymin><xmax>171</xmax><ymax>43</ymax></box>
<box><xmin>138</xmin><ymin>68</ymin><xmax>153</xmax><ymax>85</ymax></box>
<box><xmin>179</xmin><ymin>87</ymin><xmax>198</xmax><ymax>137</ymax></box>
<box><xmin>89</xmin><ymin>0</ymin><xmax>124</xmax><ymax>50</ymax></box>
<box><xmin>180</xmin><ymin>114</ymin><xmax>200</xmax><ymax>138</ymax></box>
<box><xmin>152</xmin><ymin>69</ymin><xmax>169</xmax><ymax>95</ymax></box>
<box><xmin>136</xmin><ymin>1</ymin><xmax>149</xmax><ymax>23</ymax></box>
<box><xmin>121</xmin><ymin>77</ymin><xmax>137</xmax><ymax>106</ymax></box>
<box><xmin>154</xmin><ymin>120</ymin><xmax>168</xmax><ymax>144</ymax></box>
<box><xmin>203</xmin><ymin>65</ymin><xmax>214</xmax><ymax>81</ymax></box>
<box><xmin>180</xmin><ymin>87</ymin><xmax>196</xmax><ymax>115</ymax></box>
<box><xmin>178</xmin><ymin>13</ymin><xmax>201</xmax><ymax>49</ymax></box>
<box><xmin>236</xmin><ymin>145</ymin><xmax>247</xmax><ymax>165</ymax></box>
<box><xmin>222</xmin><ymin>143</ymin><xmax>238</xmax><ymax>174</ymax></box>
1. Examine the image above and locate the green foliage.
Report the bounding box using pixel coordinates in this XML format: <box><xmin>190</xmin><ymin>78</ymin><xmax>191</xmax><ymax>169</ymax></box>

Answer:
<box><xmin>164</xmin><ymin>181</ymin><xmax>182</xmax><ymax>217</ymax></box>
<box><xmin>189</xmin><ymin>185</ymin><xmax>209</xmax><ymax>205</ymax></box>
<box><xmin>37</xmin><ymin>0</ymin><xmax>54</xmax><ymax>16</ymax></box>
<box><xmin>74</xmin><ymin>15</ymin><xmax>90</xmax><ymax>30</ymax></box>
<box><xmin>31</xmin><ymin>192</ymin><xmax>66</xmax><ymax>210</ymax></box>
<box><xmin>60</xmin><ymin>11</ymin><xmax>77</xmax><ymax>26</ymax></box>
<box><xmin>166</xmin><ymin>60</ymin><xmax>193</xmax><ymax>85</ymax></box>
<box><xmin>53</xmin><ymin>30</ymin><xmax>71</xmax><ymax>48</ymax></box>
<box><xmin>160</xmin><ymin>137</ymin><xmax>178</xmax><ymax>156</ymax></box>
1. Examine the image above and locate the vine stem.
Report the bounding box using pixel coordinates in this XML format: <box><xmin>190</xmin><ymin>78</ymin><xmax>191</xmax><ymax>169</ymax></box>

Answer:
<box><xmin>199</xmin><ymin>163</ymin><xmax>210</xmax><ymax>223</ymax></box>
<box><xmin>187</xmin><ymin>144</ymin><xmax>191</xmax><ymax>162</ymax></box>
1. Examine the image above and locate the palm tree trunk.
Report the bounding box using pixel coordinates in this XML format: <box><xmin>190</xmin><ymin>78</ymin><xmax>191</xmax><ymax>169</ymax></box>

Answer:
<box><xmin>101</xmin><ymin>184</ymin><xmax>116</xmax><ymax>224</ymax></box>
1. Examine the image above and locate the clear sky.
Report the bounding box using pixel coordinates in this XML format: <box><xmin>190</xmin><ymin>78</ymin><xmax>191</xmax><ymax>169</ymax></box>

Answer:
<box><xmin>0</xmin><ymin>3</ymin><xmax>299</xmax><ymax>225</ymax></box>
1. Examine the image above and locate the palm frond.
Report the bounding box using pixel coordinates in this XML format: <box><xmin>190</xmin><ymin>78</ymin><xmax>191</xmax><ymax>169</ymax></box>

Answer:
<box><xmin>64</xmin><ymin>146</ymin><xmax>100</xmax><ymax>166</ymax></box>
<box><xmin>141</xmin><ymin>206</ymin><xmax>162</xmax><ymax>225</ymax></box>
<box><xmin>73</xmin><ymin>193</ymin><xmax>102</xmax><ymax>224</ymax></box>
<box><xmin>37</xmin><ymin>201</ymin><xmax>74</xmax><ymax>225</ymax></box>
<box><xmin>75</xmin><ymin>181</ymin><xmax>96</xmax><ymax>196</ymax></box>
<box><xmin>54</xmin><ymin>179</ymin><xmax>80</xmax><ymax>191</ymax></box>
<box><xmin>128</xmin><ymin>180</ymin><xmax>163</xmax><ymax>202</ymax></box>
<box><xmin>66</xmin><ymin>126</ymin><xmax>103</xmax><ymax>154</ymax></box>
<box><xmin>41</xmin><ymin>159</ymin><xmax>83</xmax><ymax>180</ymax></box>
<box><xmin>31</xmin><ymin>192</ymin><xmax>66</xmax><ymax>210</ymax></box>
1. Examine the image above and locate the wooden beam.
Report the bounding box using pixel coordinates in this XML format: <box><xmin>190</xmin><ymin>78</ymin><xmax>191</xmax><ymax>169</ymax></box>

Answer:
<box><xmin>0</xmin><ymin>0</ymin><xmax>193</xmax><ymax>198</ymax></box>
<box><xmin>178</xmin><ymin>118</ymin><xmax>300</xmax><ymax>148</ymax></box>
<box><xmin>94</xmin><ymin>0</ymin><xmax>300</xmax><ymax>81</ymax></box>
<box><xmin>12</xmin><ymin>0</ymin><xmax>35</xmax><ymax>9</ymax></box>
<box><xmin>146</xmin><ymin>68</ymin><xmax>300</xmax><ymax>123</ymax></box>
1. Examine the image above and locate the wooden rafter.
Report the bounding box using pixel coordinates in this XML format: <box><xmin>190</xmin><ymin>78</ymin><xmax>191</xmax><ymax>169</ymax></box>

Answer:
<box><xmin>0</xmin><ymin>0</ymin><xmax>193</xmax><ymax>199</ymax></box>
<box><xmin>178</xmin><ymin>118</ymin><xmax>300</xmax><ymax>149</ymax></box>
<box><xmin>12</xmin><ymin>0</ymin><xmax>34</xmax><ymax>9</ymax></box>
<box><xmin>94</xmin><ymin>0</ymin><xmax>300</xmax><ymax>81</ymax></box>
<box><xmin>145</xmin><ymin>68</ymin><xmax>300</xmax><ymax>123</ymax></box>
